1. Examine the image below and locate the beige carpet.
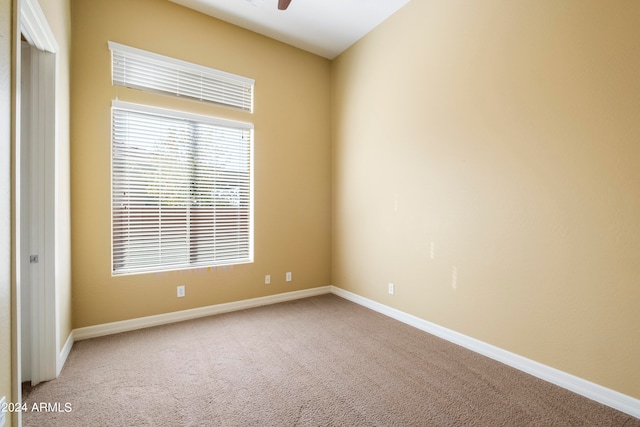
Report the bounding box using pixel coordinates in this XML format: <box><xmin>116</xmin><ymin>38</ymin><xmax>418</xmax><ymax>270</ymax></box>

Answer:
<box><xmin>23</xmin><ymin>294</ymin><xmax>639</xmax><ymax>426</ymax></box>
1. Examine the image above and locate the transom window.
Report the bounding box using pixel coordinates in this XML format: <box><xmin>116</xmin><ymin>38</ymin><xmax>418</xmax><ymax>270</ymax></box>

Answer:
<box><xmin>109</xmin><ymin>41</ymin><xmax>254</xmax><ymax>112</ymax></box>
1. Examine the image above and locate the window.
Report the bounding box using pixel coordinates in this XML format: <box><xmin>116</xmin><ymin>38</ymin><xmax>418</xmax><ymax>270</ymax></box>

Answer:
<box><xmin>112</xmin><ymin>101</ymin><xmax>253</xmax><ymax>275</ymax></box>
<box><xmin>109</xmin><ymin>41</ymin><xmax>254</xmax><ymax>112</ymax></box>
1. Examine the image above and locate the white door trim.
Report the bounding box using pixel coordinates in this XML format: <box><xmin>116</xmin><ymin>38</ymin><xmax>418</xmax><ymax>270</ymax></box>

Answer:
<box><xmin>14</xmin><ymin>0</ymin><xmax>58</xmax><ymax>395</ymax></box>
<box><xmin>20</xmin><ymin>0</ymin><xmax>58</xmax><ymax>53</ymax></box>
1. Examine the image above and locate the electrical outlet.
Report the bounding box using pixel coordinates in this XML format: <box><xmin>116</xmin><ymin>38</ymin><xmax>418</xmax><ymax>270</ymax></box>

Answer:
<box><xmin>265</xmin><ymin>274</ymin><xmax>271</xmax><ymax>285</ymax></box>
<box><xmin>285</xmin><ymin>272</ymin><xmax>292</xmax><ymax>282</ymax></box>
<box><xmin>177</xmin><ymin>285</ymin><xmax>185</xmax><ymax>298</ymax></box>
<box><xmin>388</xmin><ymin>283</ymin><xmax>395</xmax><ymax>295</ymax></box>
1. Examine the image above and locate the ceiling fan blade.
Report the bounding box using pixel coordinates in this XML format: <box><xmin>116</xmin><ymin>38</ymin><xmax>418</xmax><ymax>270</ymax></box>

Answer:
<box><xmin>278</xmin><ymin>0</ymin><xmax>292</xmax><ymax>10</ymax></box>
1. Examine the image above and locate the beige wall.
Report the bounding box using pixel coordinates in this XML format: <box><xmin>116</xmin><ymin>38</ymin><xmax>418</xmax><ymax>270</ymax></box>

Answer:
<box><xmin>332</xmin><ymin>0</ymin><xmax>640</xmax><ymax>399</ymax></box>
<box><xmin>71</xmin><ymin>0</ymin><xmax>332</xmax><ymax>328</ymax></box>
<box><xmin>1</xmin><ymin>0</ymin><xmax>13</xmax><ymax>416</ymax></box>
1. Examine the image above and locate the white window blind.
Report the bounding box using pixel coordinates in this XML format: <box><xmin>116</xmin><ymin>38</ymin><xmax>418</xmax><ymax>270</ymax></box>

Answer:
<box><xmin>109</xmin><ymin>41</ymin><xmax>254</xmax><ymax>112</ymax></box>
<box><xmin>112</xmin><ymin>101</ymin><xmax>254</xmax><ymax>275</ymax></box>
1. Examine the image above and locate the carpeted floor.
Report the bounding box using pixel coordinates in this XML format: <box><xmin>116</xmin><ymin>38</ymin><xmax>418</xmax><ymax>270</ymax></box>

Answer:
<box><xmin>23</xmin><ymin>294</ymin><xmax>639</xmax><ymax>426</ymax></box>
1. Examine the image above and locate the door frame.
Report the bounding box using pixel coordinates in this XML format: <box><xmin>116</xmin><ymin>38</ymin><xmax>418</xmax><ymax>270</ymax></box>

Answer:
<box><xmin>12</xmin><ymin>0</ymin><xmax>58</xmax><ymax>422</ymax></box>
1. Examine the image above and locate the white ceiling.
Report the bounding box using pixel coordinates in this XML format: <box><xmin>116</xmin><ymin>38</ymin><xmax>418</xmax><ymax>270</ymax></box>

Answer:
<box><xmin>168</xmin><ymin>0</ymin><xmax>411</xmax><ymax>59</ymax></box>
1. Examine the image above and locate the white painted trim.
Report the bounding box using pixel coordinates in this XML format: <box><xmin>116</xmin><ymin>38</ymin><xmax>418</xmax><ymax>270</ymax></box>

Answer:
<box><xmin>20</xmin><ymin>0</ymin><xmax>58</xmax><ymax>53</ymax></box>
<box><xmin>74</xmin><ymin>286</ymin><xmax>332</xmax><ymax>341</ymax></box>
<box><xmin>112</xmin><ymin>101</ymin><xmax>254</xmax><ymax>130</ymax></box>
<box><xmin>330</xmin><ymin>286</ymin><xmax>640</xmax><ymax>420</ymax></box>
<box><xmin>15</xmin><ymin>0</ymin><xmax>60</xmax><ymax>399</ymax></box>
<box><xmin>57</xmin><ymin>332</ymin><xmax>74</xmax><ymax>377</ymax></box>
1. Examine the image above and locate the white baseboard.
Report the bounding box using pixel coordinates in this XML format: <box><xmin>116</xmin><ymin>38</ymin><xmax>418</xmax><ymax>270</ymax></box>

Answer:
<box><xmin>57</xmin><ymin>331</ymin><xmax>74</xmax><ymax>376</ymax></box>
<box><xmin>330</xmin><ymin>286</ymin><xmax>640</xmax><ymax>420</ymax></box>
<box><xmin>73</xmin><ymin>286</ymin><xmax>332</xmax><ymax>341</ymax></box>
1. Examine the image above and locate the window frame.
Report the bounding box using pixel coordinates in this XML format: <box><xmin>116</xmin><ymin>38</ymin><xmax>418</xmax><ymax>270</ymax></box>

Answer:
<box><xmin>110</xmin><ymin>100</ymin><xmax>254</xmax><ymax>276</ymax></box>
